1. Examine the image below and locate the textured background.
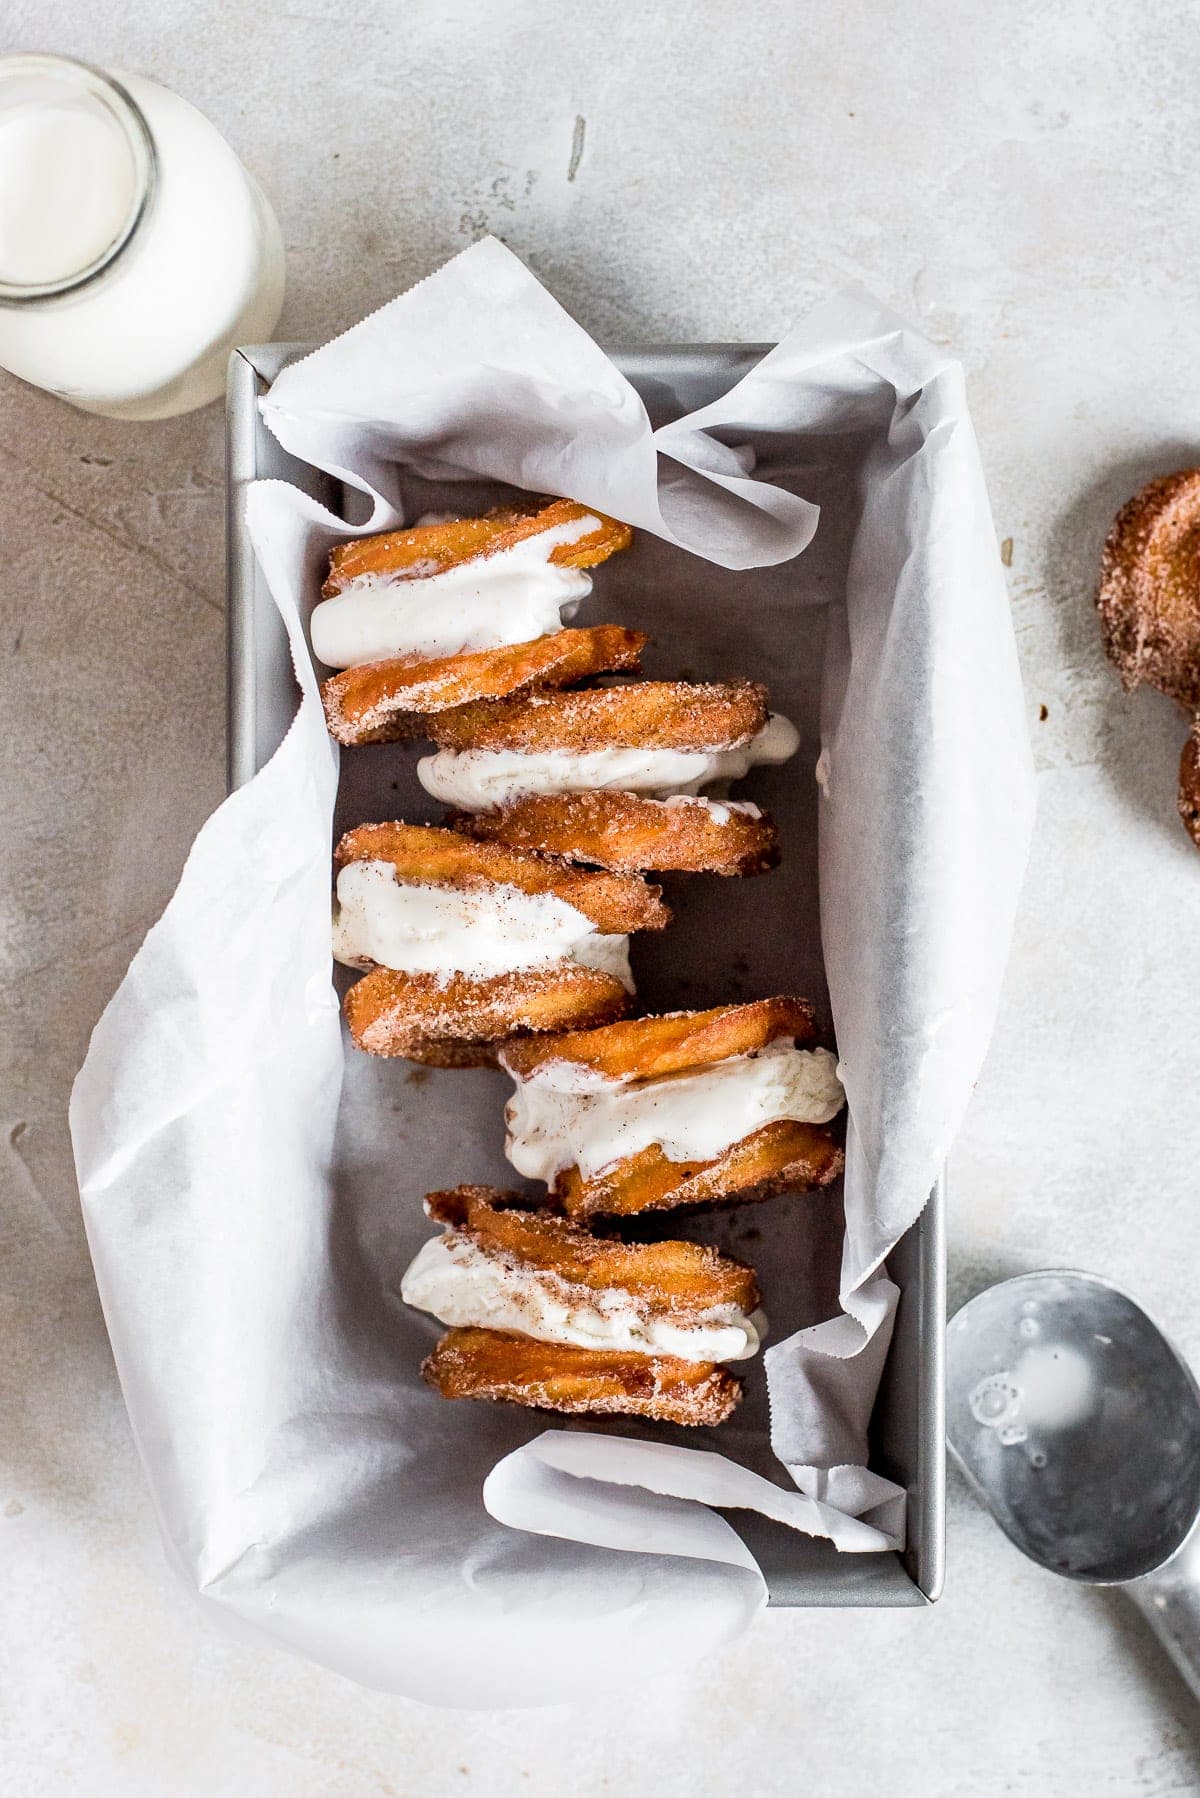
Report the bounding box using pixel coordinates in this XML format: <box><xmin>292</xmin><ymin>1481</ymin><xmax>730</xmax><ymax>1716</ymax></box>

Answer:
<box><xmin>3</xmin><ymin>2</ymin><xmax>1200</xmax><ymax>1791</ymax></box>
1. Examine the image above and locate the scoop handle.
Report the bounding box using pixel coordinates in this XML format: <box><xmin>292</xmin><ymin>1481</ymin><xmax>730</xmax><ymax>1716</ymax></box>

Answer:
<box><xmin>1126</xmin><ymin>1520</ymin><xmax>1200</xmax><ymax>1702</ymax></box>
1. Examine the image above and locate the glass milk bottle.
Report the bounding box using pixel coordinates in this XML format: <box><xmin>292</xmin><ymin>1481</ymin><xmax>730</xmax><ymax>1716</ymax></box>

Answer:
<box><xmin>0</xmin><ymin>54</ymin><xmax>285</xmax><ymax>419</ymax></box>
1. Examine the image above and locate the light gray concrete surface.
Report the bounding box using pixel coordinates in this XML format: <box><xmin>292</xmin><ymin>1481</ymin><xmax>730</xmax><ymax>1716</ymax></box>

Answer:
<box><xmin>4</xmin><ymin>2</ymin><xmax>1200</xmax><ymax>1791</ymax></box>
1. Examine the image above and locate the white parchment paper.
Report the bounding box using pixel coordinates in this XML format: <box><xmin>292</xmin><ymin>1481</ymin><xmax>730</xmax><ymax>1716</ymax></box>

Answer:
<box><xmin>70</xmin><ymin>239</ymin><xmax>1034</xmax><ymax>1704</ymax></box>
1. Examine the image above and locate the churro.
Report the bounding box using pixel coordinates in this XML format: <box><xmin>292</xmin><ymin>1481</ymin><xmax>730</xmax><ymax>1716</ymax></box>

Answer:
<box><xmin>1098</xmin><ymin>469</ymin><xmax>1200</xmax><ymax>708</ymax></box>
<box><xmin>449</xmin><ymin>789</ymin><xmax>780</xmax><ymax>875</ymax></box>
<box><xmin>321</xmin><ymin>625</ymin><xmax>647</xmax><ymax>747</ymax></box>
<box><xmin>323</xmin><ymin>499</ymin><xmax>631</xmax><ymax>596</ymax></box>
<box><xmin>424</xmin><ymin>680</ymin><xmax>770</xmax><ymax>755</ymax></box>
<box><xmin>344</xmin><ymin>963</ymin><xmax>630</xmax><ymax>1062</ymax></box>
<box><xmin>422</xmin><ymin>1327</ymin><xmax>742</xmax><ymax>1426</ymax></box>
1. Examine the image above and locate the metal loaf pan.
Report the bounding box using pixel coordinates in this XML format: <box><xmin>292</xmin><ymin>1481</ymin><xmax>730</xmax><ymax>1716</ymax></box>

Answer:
<box><xmin>226</xmin><ymin>342</ymin><xmax>946</xmax><ymax>1608</ymax></box>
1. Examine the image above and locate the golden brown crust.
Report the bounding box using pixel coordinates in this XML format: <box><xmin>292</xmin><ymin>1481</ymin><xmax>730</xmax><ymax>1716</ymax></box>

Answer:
<box><xmin>325</xmin><ymin>505</ymin><xmax>528</xmax><ymax>594</ymax></box>
<box><xmin>450</xmin><ymin>790</ymin><xmax>780</xmax><ymax>875</ymax></box>
<box><xmin>425</xmin><ymin>680</ymin><xmax>768</xmax><ymax>754</ymax></box>
<box><xmin>421</xmin><ymin>1185</ymin><xmax>760</xmax><ymax>1312</ymax></box>
<box><xmin>335</xmin><ymin>820</ymin><xmax>669</xmax><ymax>934</ymax></box>
<box><xmin>320</xmin><ymin>626</ymin><xmax>648</xmax><ymax>746</ymax></box>
<box><xmin>424</xmin><ymin>1184</ymin><xmax>522</xmax><ymax>1225</ymax></box>
<box><xmin>422</xmin><ymin>1327</ymin><xmax>741</xmax><ymax>1425</ymax></box>
<box><xmin>324</xmin><ymin>498</ymin><xmax>632</xmax><ymax>596</ymax></box>
<box><xmin>499</xmin><ymin>997</ymin><xmax>816</xmax><ymax>1085</ymax></box>
<box><xmin>1179</xmin><ymin>716</ymin><xmax>1200</xmax><ymax>849</ymax></box>
<box><xmin>1098</xmin><ymin>470</ymin><xmax>1200</xmax><ymax>708</ymax></box>
<box><xmin>556</xmin><ymin>1119</ymin><xmax>845</xmax><ymax>1220</ymax></box>
<box><xmin>344</xmin><ymin>964</ymin><xmax>630</xmax><ymax>1058</ymax></box>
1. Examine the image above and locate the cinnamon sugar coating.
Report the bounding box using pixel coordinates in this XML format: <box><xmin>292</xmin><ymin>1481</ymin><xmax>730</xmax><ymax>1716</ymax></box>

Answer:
<box><xmin>324</xmin><ymin>498</ymin><xmax>631</xmax><ymax>596</ymax></box>
<box><xmin>555</xmin><ymin>1118</ymin><xmax>845</xmax><ymax>1221</ymax></box>
<box><xmin>321</xmin><ymin>624</ymin><xmax>647</xmax><ymax>746</ymax></box>
<box><xmin>1098</xmin><ymin>469</ymin><xmax>1200</xmax><ymax>708</ymax></box>
<box><xmin>425</xmin><ymin>680</ymin><xmax>768</xmax><ymax>754</ymax></box>
<box><xmin>420</xmin><ymin>1184</ymin><xmax>760</xmax><ymax>1314</ymax></box>
<box><xmin>422</xmin><ymin>1326</ymin><xmax>741</xmax><ymax>1425</ymax></box>
<box><xmin>451</xmin><ymin>789</ymin><xmax>779</xmax><ymax>875</ymax></box>
<box><xmin>343</xmin><ymin>963</ymin><xmax>631</xmax><ymax>1059</ymax></box>
<box><xmin>499</xmin><ymin>997</ymin><xmax>816</xmax><ymax>1084</ymax></box>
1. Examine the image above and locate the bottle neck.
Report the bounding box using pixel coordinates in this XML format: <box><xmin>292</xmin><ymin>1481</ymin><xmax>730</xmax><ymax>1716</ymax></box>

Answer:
<box><xmin>0</xmin><ymin>53</ymin><xmax>156</xmax><ymax>306</ymax></box>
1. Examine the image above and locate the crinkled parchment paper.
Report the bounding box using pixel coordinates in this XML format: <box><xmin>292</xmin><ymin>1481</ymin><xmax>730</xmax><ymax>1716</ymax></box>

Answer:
<box><xmin>70</xmin><ymin>240</ymin><xmax>1033</xmax><ymax>1705</ymax></box>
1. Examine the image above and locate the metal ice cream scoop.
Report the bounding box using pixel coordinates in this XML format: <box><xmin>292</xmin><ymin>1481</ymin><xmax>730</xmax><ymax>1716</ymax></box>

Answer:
<box><xmin>947</xmin><ymin>1270</ymin><xmax>1200</xmax><ymax>1699</ymax></box>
